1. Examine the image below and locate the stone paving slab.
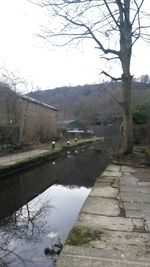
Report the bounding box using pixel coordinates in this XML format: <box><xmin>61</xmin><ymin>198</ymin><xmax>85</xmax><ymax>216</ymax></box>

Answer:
<box><xmin>121</xmin><ymin>186</ymin><xmax>150</xmax><ymax>194</ymax></box>
<box><xmin>102</xmin><ymin>170</ymin><xmax>122</xmax><ymax>177</ymax></box>
<box><xmin>90</xmin><ymin>187</ymin><xmax>118</xmax><ymax>198</ymax></box>
<box><xmin>57</xmin><ymin>246</ymin><xmax>150</xmax><ymax>267</ymax></box>
<box><xmin>63</xmin><ymin>243</ymin><xmax>150</xmax><ymax>261</ymax></box>
<box><xmin>76</xmin><ymin>214</ymin><xmax>144</xmax><ymax>232</ymax></box>
<box><xmin>125</xmin><ymin>210</ymin><xmax>143</xmax><ymax>219</ymax></box>
<box><xmin>97</xmin><ymin>176</ymin><xmax>114</xmax><ymax>183</ymax></box>
<box><xmin>125</xmin><ymin>210</ymin><xmax>150</xmax><ymax>219</ymax></box>
<box><xmin>92</xmin><ymin>230</ymin><xmax>150</xmax><ymax>248</ymax></box>
<box><xmin>58</xmin><ymin>256</ymin><xmax>150</xmax><ymax>267</ymax></box>
<box><xmin>120</xmin><ymin>176</ymin><xmax>138</xmax><ymax>186</ymax></box>
<box><xmin>121</xmin><ymin>166</ymin><xmax>136</xmax><ymax>173</ymax></box>
<box><xmin>120</xmin><ymin>185</ymin><xmax>138</xmax><ymax>193</ymax></box>
<box><xmin>57</xmin><ymin>255</ymin><xmax>150</xmax><ymax>267</ymax></box>
<box><xmin>121</xmin><ymin>192</ymin><xmax>150</xmax><ymax>203</ymax></box>
<box><xmin>106</xmin><ymin>164</ymin><xmax>121</xmax><ymax>172</ymax></box>
<box><xmin>124</xmin><ymin>202</ymin><xmax>150</xmax><ymax>212</ymax></box>
<box><xmin>138</xmin><ymin>182</ymin><xmax>150</xmax><ymax>187</ymax></box>
<box><xmin>94</xmin><ymin>181</ymin><xmax>112</xmax><ymax>187</ymax></box>
<box><xmin>81</xmin><ymin>197</ymin><xmax>120</xmax><ymax>216</ymax></box>
<box><xmin>138</xmin><ymin>187</ymin><xmax>150</xmax><ymax>193</ymax></box>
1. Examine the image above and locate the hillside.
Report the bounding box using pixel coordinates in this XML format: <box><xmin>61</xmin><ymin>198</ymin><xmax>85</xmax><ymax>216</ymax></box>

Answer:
<box><xmin>29</xmin><ymin>82</ymin><xmax>150</xmax><ymax>125</ymax></box>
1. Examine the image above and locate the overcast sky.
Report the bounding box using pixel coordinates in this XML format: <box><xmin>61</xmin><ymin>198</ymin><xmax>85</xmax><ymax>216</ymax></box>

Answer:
<box><xmin>0</xmin><ymin>0</ymin><xmax>150</xmax><ymax>91</ymax></box>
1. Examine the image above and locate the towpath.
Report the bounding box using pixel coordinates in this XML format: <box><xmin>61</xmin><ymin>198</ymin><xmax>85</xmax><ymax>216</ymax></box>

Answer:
<box><xmin>0</xmin><ymin>149</ymin><xmax>49</xmax><ymax>166</ymax></box>
<box><xmin>57</xmin><ymin>163</ymin><xmax>150</xmax><ymax>267</ymax></box>
<box><xmin>0</xmin><ymin>138</ymin><xmax>102</xmax><ymax>176</ymax></box>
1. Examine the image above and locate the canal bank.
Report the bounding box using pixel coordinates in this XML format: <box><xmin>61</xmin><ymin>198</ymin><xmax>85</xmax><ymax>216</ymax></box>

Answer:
<box><xmin>57</xmin><ymin>163</ymin><xmax>150</xmax><ymax>267</ymax></box>
<box><xmin>0</xmin><ymin>137</ymin><xmax>103</xmax><ymax>177</ymax></box>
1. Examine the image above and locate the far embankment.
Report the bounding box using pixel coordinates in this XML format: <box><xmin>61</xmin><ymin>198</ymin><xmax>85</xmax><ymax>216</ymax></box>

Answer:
<box><xmin>0</xmin><ymin>137</ymin><xmax>104</xmax><ymax>178</ymax></box>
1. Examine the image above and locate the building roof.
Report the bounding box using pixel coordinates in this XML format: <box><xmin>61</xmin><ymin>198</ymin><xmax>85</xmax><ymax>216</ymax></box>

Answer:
<box><xmin>0</xmin><ymin>84</ymin><xmax>57</xmax><ymax>111</ymax></box>
<box><xmin>21</xmin><ymin>95</ymin><xmax>57</xmax><ymax>111</ymax></box>
<box><xmin>58</xmin><ymin>119</ymin><xmax>87</xmax><ymax>131</ymax></box>
<box><xmin>62</xmin><ymin>120</ymin><xmax>76</xmax><ymax>124</ymax></box>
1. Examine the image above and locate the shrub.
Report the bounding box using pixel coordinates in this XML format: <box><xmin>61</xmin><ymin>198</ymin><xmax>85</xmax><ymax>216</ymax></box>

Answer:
<box><xmin>0</xmin><ymin>124</ymin><xmax>19</xmax><ymax>144</ymax></box>
<box><xmin>132</xmin><ymin>101</ymin><xmax>150</xmax><ymax>124</ymax></box>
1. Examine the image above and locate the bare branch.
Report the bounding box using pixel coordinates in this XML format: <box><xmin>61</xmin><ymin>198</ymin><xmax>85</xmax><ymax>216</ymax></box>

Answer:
<box><xmin>50</xmin><ymin>10</ymin><xmax>120</xmax><ymax>55</ymax></box>
<box><xmin>131</xmin><ymin>0</ymin><xmax>147</xmax><ymax>46</ymax></box>
<box><xmin>132</xmin><ymin>0</ymin><xmax>145</xmax><ymax>26</ymax></box>
<box><xmin>103</xmin><ymin>86</ymin><xmax>123</xmax><ymax>108</ymax></box>
<box><xmin>101</xmin><ymin>71</ymin><xmax>122</xmax><ymax>81</ymax></box>
<box><xmin>103</xmin><ymin>0</ymin><xmax>120</xmax><ymax>29</ymax></box>
<box><xmin>100</xmin><ymin>56</ymin><xmax>120</xmax><ymax>61</ymax></box>
<box><xmin>0</xmin><ymin>258</ymin><xmax>8</xmax><ymax>267</ymax></box>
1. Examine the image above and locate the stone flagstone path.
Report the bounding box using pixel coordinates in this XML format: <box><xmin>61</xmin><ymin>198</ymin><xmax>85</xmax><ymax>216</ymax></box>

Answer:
<box><xmin>56</xmin><ymin>164</ymin><xmax>150</xmax><ymax>267</ymax></box>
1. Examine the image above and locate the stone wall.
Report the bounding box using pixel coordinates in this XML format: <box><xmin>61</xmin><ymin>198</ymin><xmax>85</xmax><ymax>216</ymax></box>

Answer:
<box><xmin>0</xmin><ymin>85</ymin><xmax>57</xmax><ymax>144</ymax></box>
<box><xmin>19</xmin><ymin>97</ymin><xmax>57</xmax><ymax>144</ymax></box>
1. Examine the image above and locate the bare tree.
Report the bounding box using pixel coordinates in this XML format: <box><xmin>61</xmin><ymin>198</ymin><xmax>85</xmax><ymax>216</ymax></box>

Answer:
<box><xmin>140</xmin><ymin>74</ymin><xmax>150</xmax><ymax>83</ymax></box>
<box><xmin>30</xmin><ymin>0</ymin><xmax>150</xmax><ymax>153</ymax></box>
<box><xmin>0</xmin><ymin>68</ymin><xmax>34</xmax><ymax>146</ymax></box>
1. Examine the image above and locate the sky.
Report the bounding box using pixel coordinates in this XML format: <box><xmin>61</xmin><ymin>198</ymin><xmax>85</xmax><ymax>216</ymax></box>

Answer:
<box><xmin>0</xmin><ymin>0</ymin><xmax>150</xmax><ymax>92</ymax></box>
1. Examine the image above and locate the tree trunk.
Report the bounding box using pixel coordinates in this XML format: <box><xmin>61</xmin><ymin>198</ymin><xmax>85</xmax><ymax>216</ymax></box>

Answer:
<box><xmin>120</xmin><ymin>1</ymin><xmax>133</xmax><ymax>154</ymax></box>
<box><xmin>18</xmin><ymin>97</ymin><xmax>29</xmax><ymax>146</ymax></box>
<box><xmin>122</xmin><ymin>75</ymin><xmax>133</xmax><ymax>154</ymax></box>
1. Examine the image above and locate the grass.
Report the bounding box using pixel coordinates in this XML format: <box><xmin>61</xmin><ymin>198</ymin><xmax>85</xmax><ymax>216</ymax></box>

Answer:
<box><xmin>66</xmin><ymin>227</ymin><xmax>102</xmax><ymax>246</ymax></box>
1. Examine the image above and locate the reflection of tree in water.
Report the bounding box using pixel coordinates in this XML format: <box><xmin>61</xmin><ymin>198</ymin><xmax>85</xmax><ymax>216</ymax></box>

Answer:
<box><xmin>0</xmin><ymin>200</ymin><xmax>52</xmax><ymax>267</ymax></box>
<box><xmin>44</xmin><ymin>236</ymin><xmax>63</xmax><ymax>267</ymax></box>
<box><xmin>0</xmin><ymin>246</ymin><xmax>26</xmax><ymax>267</ymax></box>
<box><xmin>1</xmin><ymin>202</ymin><xmax>51</xmax><ymax>241</ymax></box>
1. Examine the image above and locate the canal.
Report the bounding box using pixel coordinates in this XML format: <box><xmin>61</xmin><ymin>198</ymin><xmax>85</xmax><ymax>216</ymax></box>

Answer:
<box><xmin>0</xmin><ymin>143</ymin><xmax>109</xmax><ymax>267</ymax></box>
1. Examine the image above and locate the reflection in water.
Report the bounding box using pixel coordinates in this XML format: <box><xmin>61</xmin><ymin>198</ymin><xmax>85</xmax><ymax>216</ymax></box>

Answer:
<box><xmin>0</xmin><ymin>185</ymin><xmax>91</xmax><ymax>267</ymax></box>
<box><xmin>0</xmin><ymin>144</ymin><xmax>109</xmax><ymax>267</ymax></box>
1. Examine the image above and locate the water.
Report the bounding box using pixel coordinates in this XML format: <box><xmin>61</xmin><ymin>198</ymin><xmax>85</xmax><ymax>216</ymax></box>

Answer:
<box><xmin>0</xmin><ymin>144</ymin><xmax>109</xmax><ymax>267</ymax></box>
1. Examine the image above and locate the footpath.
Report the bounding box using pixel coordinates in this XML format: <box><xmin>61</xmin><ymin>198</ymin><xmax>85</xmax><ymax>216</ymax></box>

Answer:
<box><xmin>0</xmin><ymin>149</ymin><xmax>49</xmax><ymax>166</ymax></box>
<box><xmin>57</xmin><ymin>163</ymin><xmax>150</xmax><ymax>267</ymax></box>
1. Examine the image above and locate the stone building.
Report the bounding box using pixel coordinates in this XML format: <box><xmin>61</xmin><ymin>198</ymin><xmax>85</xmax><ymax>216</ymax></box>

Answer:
<box><xmin>0</xmin><ymin>84</ymin><xmax>57</xmax><ymax>144</ymax></box>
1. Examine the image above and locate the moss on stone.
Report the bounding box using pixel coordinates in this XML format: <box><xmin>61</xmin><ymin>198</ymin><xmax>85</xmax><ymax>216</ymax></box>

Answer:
<box><xmin>98</xmin><ymin>175</ymin><xmax>108</xmax><ymax>180</ymax></box>
<box><xmin>97</xmin><ymin>175</ymin><xmax>113</xmax><ymax>183</ymax></box>
<box><xmin>67</xmin><ymin>227</ymin><xmax>102</xmax><ymax>246</ymax></box>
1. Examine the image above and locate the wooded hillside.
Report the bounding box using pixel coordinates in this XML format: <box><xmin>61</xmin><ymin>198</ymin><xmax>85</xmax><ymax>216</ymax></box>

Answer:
<box><xmin>29</xmin><ymin>82</ymin><xmax>150</xmax><ymax>125</ymax></box>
